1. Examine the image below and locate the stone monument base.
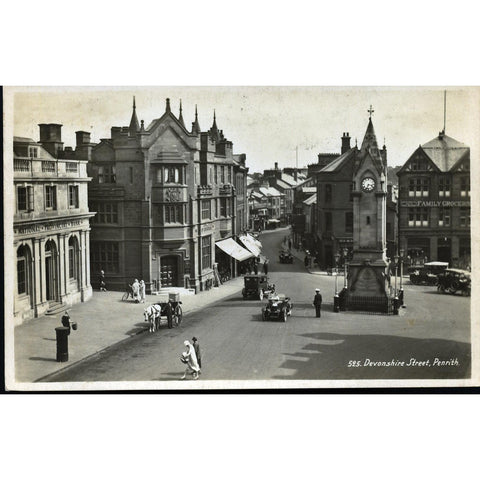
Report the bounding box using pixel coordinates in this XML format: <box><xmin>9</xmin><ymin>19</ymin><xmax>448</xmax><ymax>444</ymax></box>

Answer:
<box><xmin>346</xmin><ymin>255</ymin><xmax>390</xmax><ymax>313</ymax></box>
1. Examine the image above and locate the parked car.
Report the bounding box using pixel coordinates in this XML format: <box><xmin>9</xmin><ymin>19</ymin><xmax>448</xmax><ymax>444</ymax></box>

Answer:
<box><xmin>242</xmin><ymin>274</ymin><xmax>275</xmax><ymax>300</ymax></box>
<box><xmin>279</xmin><ymin>250</ymin><xmax>293</xmax><ymax>264</ymax></box>
<box><xmin>409</xmin><ymin>261</ymin><xmax>449</xmax><ymax>285</ymax></box>
<box><xmin>437</xmin><ymin>269</ymin><xmax>471</xmax><ymax>296</ymax></box>
<box><xmin>261</xmin><ymin>294</ymin><xmax>292</xmax><ymax>322</ymax></box>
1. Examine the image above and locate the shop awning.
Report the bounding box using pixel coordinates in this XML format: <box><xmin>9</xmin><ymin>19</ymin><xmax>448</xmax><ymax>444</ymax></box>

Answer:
<box><xmin>216</xmin><ymin>238</ymin><xmax>254</xmax><ymax>262</ymax></box>
<box><xmin>239</xmin><ymin>234</ymin><xmax>262</xmax><ymax>257</ymax></box>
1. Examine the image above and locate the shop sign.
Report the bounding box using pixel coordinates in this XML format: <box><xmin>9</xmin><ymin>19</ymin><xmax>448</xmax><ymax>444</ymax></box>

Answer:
<box><xmin>201</xmin><ymin>222</ymin><xmax>215</xmax><ymax>233</ymax></box>
<box><xmin>400</xmin><ymin>200</ymin><xmax>470</xmax><ymax>207</ymax></box>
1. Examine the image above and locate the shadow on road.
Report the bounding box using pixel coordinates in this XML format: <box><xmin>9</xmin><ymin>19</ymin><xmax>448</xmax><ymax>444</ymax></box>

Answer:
<box><xmin>273</xmin><ymin>332</ymin><xmax>471</xmax><ymax>380</ymax></box>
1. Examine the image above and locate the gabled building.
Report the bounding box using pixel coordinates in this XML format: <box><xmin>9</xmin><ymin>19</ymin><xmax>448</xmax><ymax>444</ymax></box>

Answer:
<box><xmin>13</xmin><ymin>126</ymin><xmax>94</xmax><ymax>323</ymax></box>
<box><xmin>88</xmin><ymin>98</ymin><xmax>250</xmax><ymax>293</ymax></box>
<box><xmin>397</xmin><ymin>131</ymin><xmax>470</xmax><ymax>268</ymax></box>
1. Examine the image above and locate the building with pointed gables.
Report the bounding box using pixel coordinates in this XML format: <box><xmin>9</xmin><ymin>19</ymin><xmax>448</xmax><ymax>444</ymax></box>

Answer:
<box><xmin>397</xmin><ymin>131</ymin><xmax>471</xmax><ymax>268</ymax></box>
<box><xmin>88</xmin><ymin>98</ymin><xmax>250</xmax><ymax>293</ymax></box>
<box><xmin>13</xmin><ymin>127</ymin><xmax>94</xmax><ymax>324</ymax></box>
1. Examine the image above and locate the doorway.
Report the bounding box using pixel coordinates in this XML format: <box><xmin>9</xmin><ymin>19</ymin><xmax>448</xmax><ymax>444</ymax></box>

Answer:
<box><xmin>159</xmin><ymin>255</ymin><xmax>178</xmax><ymax>287</ymax></box>
<box><xmin>45</xmin><ymin>240</ymin><xmax>58</xmax><ymax>301</ymax></box>
<box><xmin>437</xmin><ymin>237</ymin><xmax>451</xmax><ymax>264</ymax></box>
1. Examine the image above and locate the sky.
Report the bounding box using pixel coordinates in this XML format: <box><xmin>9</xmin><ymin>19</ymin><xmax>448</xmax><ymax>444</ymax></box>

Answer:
<box><xmin>10</xmin><ymin>86</ymin><xmax>480</xmax><ymax>172</ymax></box>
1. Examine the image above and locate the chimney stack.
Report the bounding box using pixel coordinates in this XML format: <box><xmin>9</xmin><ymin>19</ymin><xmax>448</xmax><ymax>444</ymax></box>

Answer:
<box><xmin>38</xmin><ymin>123</ymin><xmax>64</xmax><ymax>157</ymax></box>
<box><xmin>274</xmin><ymin>162</ymin><xmax>278</xmax><ymax>170</ymax></box>
<box><xmin>75</xmin><ymin>130</ymin><xmax>93</xmax><ymax>160</ymax></box>
<box><xmin>341</xmin><ymin>132</ymin><xmax>351</xmax><ymax>154</ymax></box>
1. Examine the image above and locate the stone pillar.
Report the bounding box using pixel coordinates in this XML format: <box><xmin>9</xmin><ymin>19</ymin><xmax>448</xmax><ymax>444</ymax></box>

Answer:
<box><xmin>37</xmin><ymin>238</ymin><xmax>46</xmax><ymax>306</ymax></box>
<box><xmin>58</xmin><ymin>234</ymin><xmax>67</xmax><ymax>302</ymax></box>
<box><xmin>85</xmin><ymin>229</ymin><xmax>91</xmax><ymax>288</ymax></box>
<box><xmin>451</xmin><ymin>236</ymin><xmax>460</xmax><ymax>264</ymax></box>
<box><xmin>79</xmin><ymin>230</ymin><xmax>85</xmax><ymax>301</ymax></box>
<box><xmin>429</xmin><ymin>236</ymin><xmax>438</xmax><ymax>262</ymax></box>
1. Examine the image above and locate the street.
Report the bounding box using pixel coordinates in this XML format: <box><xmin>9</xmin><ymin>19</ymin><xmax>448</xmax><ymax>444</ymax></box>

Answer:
<box><xmin>43</xmin><ymin>228</ymin><xmax>471</xmax><ymax>383</ymax></box>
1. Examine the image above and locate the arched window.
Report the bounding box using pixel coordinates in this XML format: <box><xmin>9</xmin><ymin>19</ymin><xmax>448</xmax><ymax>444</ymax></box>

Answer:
<box><xmin>17</xmin><ymin>245</ymin><xmax>31</xmax><ymax>295</ymax></box>
<box><xmin>68</xmin><ymin>236</ymin><xmax>79</xmax><ymax>280</ymax></box>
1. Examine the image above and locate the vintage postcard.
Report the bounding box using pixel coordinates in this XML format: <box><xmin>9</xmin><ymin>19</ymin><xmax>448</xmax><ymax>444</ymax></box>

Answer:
<box><xmin>4</xmin><ymin>86</ymin><xmax>479</xmax><ymax>390</ymax></box>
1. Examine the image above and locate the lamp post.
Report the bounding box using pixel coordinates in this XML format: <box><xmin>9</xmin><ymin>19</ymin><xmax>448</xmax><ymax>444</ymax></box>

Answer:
<box><xmin>399</xmin><ymin>248</ymin><xmax>405</xmax><ymax>306</ymax></box>
<box><xmin>334</xmin><ymin>252</ymin><xmax>340</xmax><ymax>312</ymax></box>
<box><xmin>393</xmin><ymin>253</ymin><xmax>399</xmax><ymax>315</ymax></box>
<box><xmin>343</xmin><ymin>248</ymin><xmax>348</xmax><ymax>288</ymax></box>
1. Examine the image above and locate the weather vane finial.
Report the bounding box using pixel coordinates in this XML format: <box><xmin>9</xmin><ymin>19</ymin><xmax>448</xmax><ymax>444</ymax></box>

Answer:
<box><xmin>368</xmin><ymin>105</ymin><xmax>374</xmax><ymax>119</ymax></box>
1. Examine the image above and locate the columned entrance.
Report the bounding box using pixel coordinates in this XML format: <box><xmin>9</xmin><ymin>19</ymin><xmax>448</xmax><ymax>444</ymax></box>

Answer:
<box><xmin>45</xmin><ymin>240</ymin><xmax>58</xmax><ymax>301</ymax></box>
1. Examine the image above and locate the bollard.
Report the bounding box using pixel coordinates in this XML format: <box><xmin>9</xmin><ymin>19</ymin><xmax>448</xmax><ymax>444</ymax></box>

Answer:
<box><xmin>393</xmin><ymin>296</ymin><xmax>400</xmax><ymax>315</ymax></box>
<box><xmin>333</xmin><ymin>294</ymin><xmax>340</xmax><ymax>313</ymax></box>
<box><xmin>55</xmin><ymin>326</ymin><xmax>70</xmax><ymax>362</ymax></box>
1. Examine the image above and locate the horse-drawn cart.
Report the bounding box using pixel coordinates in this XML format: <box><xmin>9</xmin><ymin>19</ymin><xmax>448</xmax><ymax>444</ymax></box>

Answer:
<box><xmin>144</xmin><ymin>293</ymin><xmax>183</xmax><ymax>332</ymax></box>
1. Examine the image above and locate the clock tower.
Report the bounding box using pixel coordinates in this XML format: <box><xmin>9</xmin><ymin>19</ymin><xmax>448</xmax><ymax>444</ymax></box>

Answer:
<box><xmin>346</xmin><ymin>108</ymin><xmax>390</xmax><ymax>312</ymax></box>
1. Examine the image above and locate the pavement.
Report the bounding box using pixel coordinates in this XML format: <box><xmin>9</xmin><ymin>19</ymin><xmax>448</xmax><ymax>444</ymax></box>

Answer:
<box><xmin>11</xmin><ymin>276</ymin><xmax>245</xmax><ymax>384</ymax></box>
<box><xmin>8</xmin><ymin>226</ymin><xmax>286</xmax><ymax>385</ymax></box>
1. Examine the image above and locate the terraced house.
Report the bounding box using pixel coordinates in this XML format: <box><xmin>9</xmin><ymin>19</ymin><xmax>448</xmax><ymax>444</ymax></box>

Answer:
<box><xmin>88</xmin><ymin>98</ymin><xmax>250</xmax><ymax>293</ymax></box>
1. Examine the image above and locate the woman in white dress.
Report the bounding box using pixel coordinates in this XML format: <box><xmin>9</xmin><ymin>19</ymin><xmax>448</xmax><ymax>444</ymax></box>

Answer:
<box><xmin>139</xmin><ymin>280</ymin><xmax>146</xmax><ymax>303</ymax></box>
<box><xmin>181</xmin><ymin>340</ymin><xmax>200</xmax><ymax>380</ymax></box>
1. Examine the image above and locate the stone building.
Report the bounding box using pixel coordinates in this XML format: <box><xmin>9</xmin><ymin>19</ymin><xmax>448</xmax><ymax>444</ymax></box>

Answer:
<box><xmin>88</xmin><ymin>98</ymin><xmax>250</xmax><ymax>292</ymax></box>
<box><xmin>397</xmin><ymin>131</ymin><xmax>470</xmax><ymax>268</ymax></box>
<box><xmin>13</xmin><ymin>126</ymin><xmax>94</xmax><ymax>324</ymax></box>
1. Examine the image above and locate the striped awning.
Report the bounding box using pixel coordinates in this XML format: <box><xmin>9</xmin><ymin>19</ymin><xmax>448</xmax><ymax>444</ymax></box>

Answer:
<box><xmin>216</xmin><ymin>238</ymin><xmax>254</xmax><ymax>262</ymax></box>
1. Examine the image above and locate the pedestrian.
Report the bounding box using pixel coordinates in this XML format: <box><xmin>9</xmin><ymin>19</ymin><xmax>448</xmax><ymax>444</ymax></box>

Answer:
<box><xmin>131</xmin><ymin>279</ymin><xmax>140</xmax><ymax>303</ymax></box>
<box><xmin>304</xmin><ymin>255</ymin><xmax>309</xmax><ymax>268</ymax></box>
<box><xmin>263</xmin><ymin>258</ymin><xmax>269</xmax><ymax>275</ymax></box>
<box><xmin>313</xmin><ymin>288</ymin><xmax>322</xmax><ymax>318</ymax></box>
<box><xmin>99</xmin><ymin>270</ymin><xmax>107</xmax><ymax>291</ymax></box>
<box><xmin>139</xmin><ymin>280</ymin><xmax>146</xmax><ymax>303</ymax></box>
<box><xmin>180</xmin><ymin>340</ymin><xmax>200</xmax><ymax>380</ymax></box>
<box><xmin>288</xmin><ymin>238</ymin><xmax>292</xmax><ymax>250</ymax></box>
<box><xmin>61</xmin><ymin>310</ymin><xmax>72</xmax><ymax>335</ymax></box>
<box><xmin>192</xmin><ymin>337</ymin><xmax>202</xmax><ymax>370</ymax></box>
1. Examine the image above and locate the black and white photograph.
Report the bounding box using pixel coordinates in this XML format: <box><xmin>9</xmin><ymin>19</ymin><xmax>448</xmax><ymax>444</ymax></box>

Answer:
<box><xmin>4</xmin><ymin>86</ymin><xmax>479</xmax><ymax>390</ymax></box>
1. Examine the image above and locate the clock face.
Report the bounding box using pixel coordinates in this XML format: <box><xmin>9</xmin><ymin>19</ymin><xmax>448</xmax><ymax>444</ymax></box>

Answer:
<box><xmin>361</xmin><ymin>177</ymin><xmax>376</xmax><ymax>192</ymax></box>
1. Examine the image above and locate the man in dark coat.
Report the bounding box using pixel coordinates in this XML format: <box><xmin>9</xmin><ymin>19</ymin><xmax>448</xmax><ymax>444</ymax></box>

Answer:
<box><xmin>313</xmin><ymin>288</ymin><xmax>322</xmax><ymax>317</ymax></box>
<box><xmin>263</xmin><ymin>258</ymin><xmax>269</xmax><ymax>275</ymax></box>
<box><xmin>192</xmin><ymin>337</ymin><xmax>202</xmax><ymax>370</ymax></box>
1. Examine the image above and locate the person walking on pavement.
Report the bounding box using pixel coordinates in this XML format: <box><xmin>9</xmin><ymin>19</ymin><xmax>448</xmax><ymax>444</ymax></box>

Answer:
<box><xmin>139</xmin><ymin>280</ymin><xmax>146</xmax><ymax>303</ymax></box>
<box><xmin>192</xmin><ymin>337</ymin><xmax>202</xmax><ymax>371</ymax></box>
<box><xmin>180</xmin><ymin>340</ymin><xmax>200</xmax><ymax>380</ymax></box>
<box><xmin>131</xmin><ymin>279</ymin><xmax>140</xmax><ymax>303</ymax></box>
<box><xmin>99</xmin><ymin>270</ymin><xmax>107</xmax><ymax>291</ymax></box>
<box><xmin>263</xmin><ymin>258</ymin><xmax>269</xmax><ymax>275</ymax></box>
<box><xmin>313</xmin><ymin>288</ymin><xmax>323</xmax><ymax>318</ymax></box>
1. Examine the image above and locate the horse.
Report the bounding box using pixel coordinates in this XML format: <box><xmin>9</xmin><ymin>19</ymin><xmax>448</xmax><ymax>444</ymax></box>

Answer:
<box><xmin>144</xmin><ymin>304</ymin><xmax>162</xmax><ymax>332</ymax></box>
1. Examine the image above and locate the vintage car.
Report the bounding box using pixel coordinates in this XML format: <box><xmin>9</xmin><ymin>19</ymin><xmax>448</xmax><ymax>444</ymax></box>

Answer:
<box><xmin>437</xmin><ymin>269</ymin><xmax>471</xmax><ymax>296</ymax></box>
<box><xmin>261</xmin><ymin>294</ymin><xmax>293</xmax><ymax>322</ymax></box>
<box><xmin>242</xmin><ymin>274</ymin><xmax>275</xmax><ymax>300</ymax></box>
<box><xmin>409</xmin><ymin>261</ymin><xmax>449</xmax><ymax>285</ymax></box>
<box><xmin>279</xmin><ymin>250</ymin><xmax>294</xmax><ymax>264</ymax></box>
